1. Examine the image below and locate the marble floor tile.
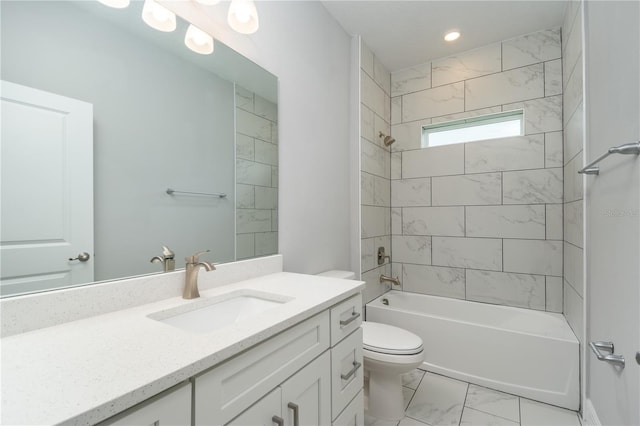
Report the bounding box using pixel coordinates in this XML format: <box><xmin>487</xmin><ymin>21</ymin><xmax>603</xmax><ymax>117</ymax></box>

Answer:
<box><xmin>464</xmin><ymin>384</ymin><xmax>520</xmax><ymax>422</ymax></box>
<box><xmin>402</xmin><ymin>368</ymin><xmax>426</xmax><ymax>390</ymax></box>
<box><xmin>403</xmin><ymin>386</ymin><xmax>415</xmax><ymax>409</ymax></box>
<box><xmin>520</xmin><ymin>398</ymin><xmax>581</xmax><ymax>426</ymax></box>
<box><xmin>406</xmin><ymin>372</ymin><xmax>468</xmax><ymax>425</ymax></box>
<box><xmin>365</xmin><ymin>413</ymin><xmax>400</xmax><ymax>426</ymax></box>
<box><xmin>398</xmin><ymin>416</ymin><xmax>430</xmax><ymax>426</ymax></box>
<box><xmin>460</xmin><ymin>407</ymin><xmax>520</xmax><ymax>426</ymax></box>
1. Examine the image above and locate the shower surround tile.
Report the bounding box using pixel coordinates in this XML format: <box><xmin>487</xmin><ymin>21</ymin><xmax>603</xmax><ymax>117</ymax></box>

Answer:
<box><xmin>392</xmin><ymin>235</ymin><xmax>431</xmax><ymax>265</ymax></box>
<box><xmin>236</xmin><ymin>108</ymin><xmax>272</xmax><ymax>142</ymax></box>
<box><xmin>503</xmin><ymin>168</ymin><xmax>563</xmax><ymax>204</ymax></box>
<box><xmin>236</xmin><ymin>209</ymin><xmax>272</xmax><ymax>233</ymax></box>
<box><xmin>432</xmin><ymin>237</ymin><xmax>503</xmax><ymax>271</ymax></box>
<box><xmin>432</xmin><ymin>173</ymin><xmax>502</xmax><ymax>206</ymax></box>
<box><xmin>545</xmin><ymin>59</ymin><xmax>563</xmax><ymax>96</ymax></box>
<box><xmin>255</xmin><ymin>232</ymin><xmax>277</xmax><ymax>256</ymax></box>
<box><xmin>564</xmin><ymin>242</ymin><xmax>583</xmax><ymax>297</ymax></box>
<box><xmin>432</xmin><ymin>43</ymin><xmax>501</xmax><ymax>87</ymax></box>
<box><xmin>391</xmin><ymin>63</ymin><xmax>431</xmax><ymax>97</ymax></box>
<box><xmin>237</xmin><ymin>159</ymin><xmax>272</xmax><ymax>187</ymax></box>
<box><xmin>564</xmin><ymin>102</ymin><xmax>583</xmax><ymax>163</ymax></box>
<box><xmin>236</xmin><ymin>133</ymin><xmax>254</xmax><ymax>160</ymax></box>
<box><xmin>465</xmin><ymin>64</ymin><xmax>544</xmax><ymax>111</ymax></box>
<box><xmin>564</xmin><ymin>200</ymin><xmax>583</xmax><ymax>248</ymax></box>
<box><xmin>546</xmin><ymin>204</ymin><xmax>563</xmax><ymax>240</ymax></box>
<box><xmin>255</xmin><ymin>187</ymin><xmax>277</xmax><ymax>210</ymax></box>
<box><xmin>392</xmin><ymin>178</ymin><xmax>431</xmax><ymax>207</ymax></box>
<box><xmin>466</xmin><ymin>205</ymin><xmax>545</xmax><ymax>239</ymax></box>
<box><xmin>254</xmin><ymin>95</ymin><xmax>277</xmax><ymax>122</ymax></box>
<box><xmin>466</xmin><ymin>269</ymin><xmax>546</xmax><ymax>310</ymax></box>
<box><xmin>402</xmin><ymin>264</ymin><xmax>466</xmax><ymax>299</ymax></box>
<box><xmin>391</xmin><ymin>97</ymin><xmax>402</xmax><ymax>125</ymax></box>
<box><xmin>391</xmin><ymin>119</ymin><xmax>432</xmax><ymax>152</ymax></box>
<box><xmin>502</xmin><ymin>28</ymin><xmax>561</xmax><ymax>70</ymax></box>
<box><xmin>361</xmin><ymin>105</ymin><xmax>375</xmax><ymax>142</ymax></box>
<box><xmin>362</xmin><ymin>70</ymin><xmax>386</xmax><ymax>118</ymax></box>
<box><xmin>402</xmin><ymin>144</ymin><xmax>464</xmax><ymax>178</ymax></box>
<box><xmin>361</xmin><ymin>205</ymin><xmax>390</xmax><ymax>238</ymax></box>
<box><xmin>545</xmin><ymin>132</ymin><xmax>564</xmax><ymax>168</ymax></box>
<box><xmin>361</xmin><ymin>172</ymin><xmax>374</xmax><ymax>205</ymax></box>
<box><xmin>255</xmin><ymin>140</ymin><xmax>277</xmax><ymax>165</ymax></box>
<box><xmin>362</xmin><ymin>139</ymin><xmax>390</xmax><ymax>179</ymax></box>
<box><xmin>546</xmin><ymin>276</ymin><xmax>563</xmax><ymax>313</ymax></box>
<box><xmin>503</xmin><ymin>239</ymin><xmax>562</xmax><ymax>276</ymax></box>
<box><xmin>503</xmin><ymin>95</ymin><xmax>563</xmax><ymax>135</ymax></box>
<box><xmin>402</xmin><ymin>207</ymin><xmax>465</xmax><ymax>237</ymax></box>
<box><xmin>391</xmin><ymin>152</ymin><xmax>402</xmax><ymax>180</ymax></box>
<box><xmin>431</xmin><ymin>106</ymin><xmax>503</xmax><ymax>125</ymax></box>
<box><xmin>402</xmin><ymin>82</ymin><xmax>465</xmax><ymax>122</ymax></box>
<box><xmin>464</xmin><ymin>135</ymin><xmax>545</xmax><ymax>173</ymax></box>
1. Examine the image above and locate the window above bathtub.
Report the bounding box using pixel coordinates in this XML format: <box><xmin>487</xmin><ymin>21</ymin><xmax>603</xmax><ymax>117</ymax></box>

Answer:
<box><xmin>422</xmin><ymin>110</ymin><xmax>524</xmax><ymax>148</ymax></box>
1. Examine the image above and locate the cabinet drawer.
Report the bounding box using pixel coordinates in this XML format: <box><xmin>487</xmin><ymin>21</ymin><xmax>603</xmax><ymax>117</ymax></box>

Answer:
<box><xmin>99</xmin><ymin>382</ymin><xmax>191</xmax><ymax>426</ymax></box>
<box><xmin>195</xmin><ymin>311</ymin><xmax>330</xmax><ymax>425</ymax></box>
<box><xmin>332</xmin><ymin>390</ymin><xmax>364</xmax><ymax>426</ymax></box>
<box><xmin>331</xmin><ymin>327</ymin><xmax>363</xmax><ymax>420</ymax></box>
<box><xmin>330</xmin><ymin>293</ymin><xmax>362</xmax><ymax>346</ymax></box>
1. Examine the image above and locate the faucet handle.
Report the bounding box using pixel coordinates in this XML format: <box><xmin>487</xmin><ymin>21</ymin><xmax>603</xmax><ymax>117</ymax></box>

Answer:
<box><xmin>185</xmin><ymin>249</ymin><xmax>210</xmax><ymax>264</ymax></box>
<box><xmin>161</xmin><ymin>245</ymin><xmax>175</xmax><ymax>259</ymax></box>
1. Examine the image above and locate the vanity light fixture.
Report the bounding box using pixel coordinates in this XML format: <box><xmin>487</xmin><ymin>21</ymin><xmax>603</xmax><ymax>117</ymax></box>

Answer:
<box><xmin>228</xmin><ymin>0</ymin><xmax>259</xmax><ymax>34</ymax></box>
<box><xmin>185</xmin><ymin>24</ymin><xmax>214</xmax><ymax>55</ymax></box>
<box><xmin>142</xmin><ymin>0</ymin><xmax>176</xmax><ymax>32</ymax></box>
<box><xmin>97</xmin><ymin>0</ymin><xmax>130</xmax><ymax>8</ymax></box>
<box><xmin>444</xmin><ymin>30</ymin><xmax>461</xmax><ymax>42</ymax></box>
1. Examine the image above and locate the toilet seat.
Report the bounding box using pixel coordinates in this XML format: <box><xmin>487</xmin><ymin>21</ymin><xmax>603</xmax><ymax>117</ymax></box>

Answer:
<box><xmin>362</xmin><ymin>322</ymin><xmax>423</xmax><ymax>355</ymax></box>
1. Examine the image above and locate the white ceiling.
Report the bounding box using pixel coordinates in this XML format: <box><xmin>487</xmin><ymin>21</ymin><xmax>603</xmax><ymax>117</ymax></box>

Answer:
<box><xmin>321</xmin><ymin>1</ymin><xmax>568</xmax><ymax>72</ymax></box>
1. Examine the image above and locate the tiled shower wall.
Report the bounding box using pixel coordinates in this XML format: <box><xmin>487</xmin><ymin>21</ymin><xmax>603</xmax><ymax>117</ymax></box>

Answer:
<box><xmin>389</xmin><ymin>29</ymin><xmax>565</xmax><ymax>311</ymax></box>
<box><xmin>561</xmin><ymin>2</ymin><xmax>585</xmax><ymax>345</ymax></box>
<box><xmin>360</xmin><ymin>41</ymin><xmax>393</xmax><ymax>303</ymax></box>
<box><xmin>235</xmin><ymin>86</ymin><xmax>279</xmax><ymax>260</ymax></box>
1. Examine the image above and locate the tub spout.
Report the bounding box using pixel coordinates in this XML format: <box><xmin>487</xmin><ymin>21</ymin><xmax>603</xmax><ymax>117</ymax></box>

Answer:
<box><xmin>380</xmin><ymin>274</ymin><xmax>401</xmax><ymax>286</ymax></box>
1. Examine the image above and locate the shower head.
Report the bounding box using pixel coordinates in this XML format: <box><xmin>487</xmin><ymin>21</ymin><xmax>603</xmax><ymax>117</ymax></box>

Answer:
<box><xmin>379</xmin><ymin>131</ymin><xmax>396</xmax><ymax>147</ymax></box>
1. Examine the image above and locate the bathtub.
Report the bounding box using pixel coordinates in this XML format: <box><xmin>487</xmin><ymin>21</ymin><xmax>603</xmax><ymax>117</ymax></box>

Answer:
<box><xmin>366</xmin><ymin>291</ymin><xmax>579</xmax><ymax>410</ymax></box>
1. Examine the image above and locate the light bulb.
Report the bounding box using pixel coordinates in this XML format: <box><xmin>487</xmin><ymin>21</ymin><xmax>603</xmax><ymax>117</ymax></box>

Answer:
<box><xmin>444</xmin><ymin>31</ymin><xmax>461</xmax><ymax>42</ymax></box>
<box><xmin>194</xmin><ymin>0</ymin><xmax>220</xmax><ymax>4</ymax></box>
<box><xmin>97</xmin><ymin>0</ymin><xmax>130</xmax><ymax>8</ymax></box>
<box><xmin>142</xmin><ymin>0</ymin><xmax>176</xmax><ymax>32</ymax></box>
<box><xmin>235</xmin><ymin>5</ymin><xmax>251</xmax><ymax>23</ymax></box>
<box><xmin>228</xmin><ymin>0</ymin><xmax>259</xmax><ymax>34</ymax></box>
<box><xmin>185</xmin><ymin>24</ymin><xmax>214</xmax><ymax>55</ymax></box>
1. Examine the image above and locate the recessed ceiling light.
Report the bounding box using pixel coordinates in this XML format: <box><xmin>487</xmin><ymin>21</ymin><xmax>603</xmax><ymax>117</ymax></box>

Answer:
<box><xmin>444</xmin><ymin>31</ymin><xmax>461</xmax><ymax>42</ymax></box>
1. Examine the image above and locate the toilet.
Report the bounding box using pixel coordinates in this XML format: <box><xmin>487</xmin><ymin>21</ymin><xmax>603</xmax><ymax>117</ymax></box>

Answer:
<box><xmin>317</xmin><ymin>270</ymin><xmax>425</xmax><ymax>421</ymax></box>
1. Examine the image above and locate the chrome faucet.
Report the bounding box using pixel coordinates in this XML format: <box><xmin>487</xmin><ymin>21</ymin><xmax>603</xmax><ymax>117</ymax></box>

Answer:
<box><xmin>380</xmin><ymin>274</ymin><xmax>401</xmax><ymax>287</ymax></box>
<box><xmin>183</xmin><ymin>250</ymin><xmax>215</xmax><ymax>299</ymax></box>
<box><xmin>150</xmin><ymin>245</ymin><xmax>176</xmax><ymax>272</ymax></box>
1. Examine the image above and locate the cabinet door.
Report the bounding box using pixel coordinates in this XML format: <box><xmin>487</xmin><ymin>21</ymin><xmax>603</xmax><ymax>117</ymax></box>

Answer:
<box><xmin>331</xmin><ymin>328</ymin><xmax>363</xmax><ymax>420</ymax></box>
<box><xmin>226</xmin><ymin>388</ymin><xmax>282</xmax><ymax>426</ymax></box>
<box><xmin>281</xmin><ymin>351</ymin><xmax>331</xmax><ymax>426</ymax></box>
<box><xmin>100</xmin><ymin>383</ymin><xmax>191</xmax><ymax>426</ymax></box>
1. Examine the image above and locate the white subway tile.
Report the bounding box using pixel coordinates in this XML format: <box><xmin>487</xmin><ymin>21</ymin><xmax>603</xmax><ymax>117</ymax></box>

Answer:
<box><xmin>431</xmin><ymin>106</ymin><xmax>502</xmax><ymax>124</ymax></box>
<box><xmin>391</xmin><ymin>207</ymin><xmax>402</xmax><ymax>235</ymax></box>
<box><xmin>361</xmin><ymin>172</ymin><xmax>374</xmax><ymax>205</ymax></box>
<box><xmin>432</xmin><ymin>173</ymin><xmax>502</xmax><ymax>206</ymax></box>
<box><xmin>563</xmin><ymin>7</ymin><xmax>583</xmax><ymax>90</ymax></box>
<box><xmin>545</xmin><ymin>132</ymin><xmax>564</xmax><ymax>168</ymax></box>
<box><xmin>361</xmin><ymin>205</ymin><xmax>390</xmax><ymax>238</ymax></box>
<box><xmin>564</xmin><ymin>152</ymin><xmax>583</xmax><ymax>203</ymax></box>
<box><xmin>361</xmin><ymin>69</ymin><xmax>386</xmax><ymax>118</ymax></box>
<box><xmin>391</xmin><ymin>63</ymin><xmax>432</xmax><ymax>97</ymax></box>
<box><xmin>503</xmin><ymin>95</ymin><xmax>562</xmax><ymax>135</ymax></box>
<box><xmin>466</xmin><ymin>270</ymin><xmax>545</xmax><ymax>310</ymax></box>
<box><xmin>361</xmin><ymin>238</ymin><xmax>376</xmax><ymax>272</ymax></box>
<box><xmin>362</xmin><ymin>264</ymin><xmax>392</xmax><ymax>303</ymax></box>
<box><xmin>255</xmin><ymin>140</ymin><xmax>277</xmax><ymax>166</ymax></box>
<box><xmin>466</xmin><ymin>205</ymin><xmax>546</xmax><ymax>239</ymax></box>
<box><xmin>236</xmin><ymin>133</ymin><xmax>254</xmax><ymax>160</ymax></box>
<box><xmin>546</xmin><ymin>276</ymin><xmax>563</xmax><ymax>313</ymax></box>
<box><xmin>402</xmin><ymin>206</ymin><xmax>465</xmax><ymax>236</ymax></box>
<box><xmin>564</xmin><ymin>61</ymin><xmax>583</xmax><ymax>126</ymax></box>
<box><xmin>402</xmin><ymin>144</ymin><xmax>464</xmax><ymax>178</ymax></box>
<box><xmin>271</xmin><ymin>209</ymin><xmax>278</xmax><ymax>231</ymax></box>
<box><xmin>432</xmin><ymin>43</ymin><xmax>501</xmax><ymax>87</ymax></box>
<box><xmin>271</xmin><ymin>124</ymin><xmax>278</xmax><ymax>145</ymax></box>
<box><xmin>503</xmin><ymin>168</ymin><xmax>563</xmax><ymax>204</ymax></box>
<box><xmin>392</xmin><ymin>178</ymin><xmax>431</xmax><ymax>207</ymax></box>
<box><xmin>432</xmin><ymin>237</ymin><xmax>502</xmax><ymax>271</ymax></box>
<box><xmin>402</xmin><ymin>82</ymin><xmax>464</xmax><ymax>122</ymax></box>
<box><xmin>373</xmin><ymin>175</ymin><xmax>391</xmax><ymax>207</ymax></box>
<box><xmin>564</xmin><ymin>102</ymin><xmax>584</xmax><ymax>165</ymax></box>
<box><xmin>546</xmin><ymin>204</ymin><xmax>563</xmax><ymax>240</ymax></box>
<box><xmin>361</xmin><ymin>104</ymin><xmax>375</xmax><ymax>142</ymax></box>
<box><xmin>360</xmin><ymin>41</ymin><xmax>374</xmax><ymax>78</ymax></box>
<box><xmin>236</xmin><ymin>184</ymin><xmax>255</xmax><ymax>208</ymax></box>
<box><xmin>564</xmin><ymin>242</ymin><xmax>584</xmax><ymax>297</ymax></box>
<box><xmin>255</xmin><ymin>186</ymin><xmax>277</xmax><ymax>210</ymax></box>
<box><xmin>235</xmin><ymin>86</ymin><xmax>253</xmax><ymax>112</ymax></box>
<box><xmin>465</xmin><ymin>64</ymin><xmax>544</xmax><ymax>110</ymax></box>
<box><xmin>373</xmin><ymin>55</ymin><xmax>391</xmax><ymax>95</ymax></box>
<box><xmin>236</xmin><ymin>159</ymin><xmax>272</xmax><ymax>186</ymax></box>
<box><xmin>391</xmin><ymin>119</ymin><xmax>431</xmax><ymax>152</ymax></box>
<box><xmin>502</xmin><ymin>28</ymin><xmax>561</xmax><ymax>70</ymax></box>
<box><xmin>465</xmin><ymin>134</ymin><xmax>544</xmax><ymax>173</ymax></box>
<box><xmin>563</xmin><ymin>281</ymin><xmax>584</xmax><ymax>343</ymax></box>
<box><xmin>392</xmin><ymin>235</ymin><xmax>431</xmax><ymax>265</ymax></box>
<box><xmin>545</xmin><ymin>59</ymin><xmax>563</xmax><ymax>96</ymax></box>
<box><xmin>255</xmin><ymin>232</ymin><xmax>277</xmax><ymax>256</ymax></box>
<box><xmin>361</xmin><ymin>138</ymin><xmax>390</xmax><ymax>179</ymax></box>
<box><xmin>271</xmin><ymin>166</ymin><xmax>278</xmax><ymax>188</ymax></box>
<box><xmin>237</xmin><ymin>209</ymin><xmax>272</xmax><ymax>233</ymax></box>
<box><xmin>236</xmin><ymin>233</ymin><xmax>255</xmax><ymax>260</ymax></box>
<box><xmin>254</xmin><ymin>95</ymin><xmax>277</xmax><ymax>122</ymax></box>
<box><xmin>503</xmin><ymin>239</ymin><xmax>562</xmax><ymax>276</ymax></box>
<box><xmin>237</xmin><ymin>108</ymin><xmax>272</xmax><ymax>142</ymax></box>
<box><xmin>402</xmin><ymin>264</ymin><xmax>465</xmax><ymax>299</ymax></box>
<box><xmin>564</xmin><ymin>200</ymin><xmax>583</xmax><ymax>248</ymax></box>
<box><xmin>391</xmin><ymin>97</ymin><xmax>402</xmax><ymax>125</ymax></box>
<box><xmin>391</xmin><ymin>152</ymin><xmax>402</xmax><ymax>180</ymax></box>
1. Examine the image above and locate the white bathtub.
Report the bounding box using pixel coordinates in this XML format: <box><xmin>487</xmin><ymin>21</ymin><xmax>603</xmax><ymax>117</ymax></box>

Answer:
<box><xmin>366</xmin><ymin>291</ymin><xmax>579</xmax><ymax>410</ymax></box>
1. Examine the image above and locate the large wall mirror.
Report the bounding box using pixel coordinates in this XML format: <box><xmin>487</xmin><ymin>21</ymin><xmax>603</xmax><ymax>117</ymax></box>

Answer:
<box><xmin>0</xmin><ymin>1</ymin><xmax>278</xmax><ymax>297</ymax></box>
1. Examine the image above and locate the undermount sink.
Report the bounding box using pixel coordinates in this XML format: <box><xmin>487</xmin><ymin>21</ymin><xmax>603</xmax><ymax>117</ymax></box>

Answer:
<box><xmin>149</xmin><ymin>290</ymin><xmax>294</xmax><ymax>333</ymax></box>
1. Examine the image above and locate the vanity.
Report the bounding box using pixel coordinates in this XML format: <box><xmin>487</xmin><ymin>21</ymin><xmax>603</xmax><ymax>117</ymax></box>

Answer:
<box><xmin>0</xmin><ymin>256</ymin><xmax>365</xmax><ymax>425</ymax></box>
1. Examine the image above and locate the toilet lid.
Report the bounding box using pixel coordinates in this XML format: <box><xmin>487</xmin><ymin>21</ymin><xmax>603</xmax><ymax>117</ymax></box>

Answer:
<box><xmin>362</xmin><ymin>321</ymin><xmax>423</xmax><ymax>355</ymax></box>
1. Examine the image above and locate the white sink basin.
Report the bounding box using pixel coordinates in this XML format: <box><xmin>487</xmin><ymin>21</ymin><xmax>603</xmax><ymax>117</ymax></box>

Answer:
<box><xmin>149</xmin><ymin>290</ymin><xmax>294</xmax><ymax>333</ymax></box>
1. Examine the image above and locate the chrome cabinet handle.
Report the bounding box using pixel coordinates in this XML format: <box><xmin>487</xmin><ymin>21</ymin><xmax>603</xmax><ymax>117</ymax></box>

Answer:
<box><xmin>288</xmin><ymin>402</ymin><xmax>299</xmax><ymax>426</ymax></box>
<box><xmin>590</xmin><ymin>341</ymin><xmax>625</xmax><ymax>367</ymax></box>
<box><xmin>339</xmin><ymin>311</ymin><xmax>361</xmax><ymax>327</ymax></box>
<box><xmin>272</xmin><ymin>415</ymin><xmax>284</xmax><ymax>426</ymax></box>
<box><xmin>341</xmin><ymin>361</ymin><xmax>362</xmax><ymax>380</ymax></box>
<box><xmin>69</xmin><ymin>252</ymin><xmax>90</xmax><ymax>262</ymax></box>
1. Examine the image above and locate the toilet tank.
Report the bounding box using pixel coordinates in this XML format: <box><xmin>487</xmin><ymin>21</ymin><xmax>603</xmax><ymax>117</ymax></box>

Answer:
<box><xmin>316</xmin><ymin>270</ymin><xmax>355</xmax><ymax>280</ymax></box>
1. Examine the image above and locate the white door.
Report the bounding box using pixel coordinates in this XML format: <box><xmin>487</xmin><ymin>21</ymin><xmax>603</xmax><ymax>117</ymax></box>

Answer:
<box><xmin>1</xmin><ymin>81</ymin><xmax>94</xmax><ymax>296</ymax></box>
<box><xmin>584</xmin><ymin>2</ymin><xmax>639</xmax><ymax>425</ymax></box>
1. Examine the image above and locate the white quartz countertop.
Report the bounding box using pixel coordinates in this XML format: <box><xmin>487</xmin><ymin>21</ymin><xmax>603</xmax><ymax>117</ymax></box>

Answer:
<box><xmin>0</xmin><ymin>272</ymin><xmax>364</xmax><ymax>425</ymax></box>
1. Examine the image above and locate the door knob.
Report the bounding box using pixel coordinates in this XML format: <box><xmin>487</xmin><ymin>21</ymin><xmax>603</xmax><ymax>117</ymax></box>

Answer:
<box><xmin>69</xmin><ymin>252</ymin><xmax>90</xmax><ymax>262</ymax></box>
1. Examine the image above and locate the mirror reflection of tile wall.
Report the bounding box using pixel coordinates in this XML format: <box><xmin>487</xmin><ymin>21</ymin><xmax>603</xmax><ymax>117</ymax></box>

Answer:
<box><xmin>235</xmin><ymin>86</ymin><xmax>279</xmax><ymax>259</ymax></box>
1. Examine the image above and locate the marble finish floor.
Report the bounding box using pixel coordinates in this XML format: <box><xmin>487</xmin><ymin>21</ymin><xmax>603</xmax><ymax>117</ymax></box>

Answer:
<box><xmin>365</xmin><ymin>369</ymin><xmax>582</xmax><ymax>426</ymax></box>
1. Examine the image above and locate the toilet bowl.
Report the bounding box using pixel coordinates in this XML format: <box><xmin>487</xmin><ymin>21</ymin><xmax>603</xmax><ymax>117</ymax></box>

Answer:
<box><xmin>362</xmin><ymin>321</ymin><xmax>424</xmax><ymax>421</ymax></box>
<box><xmin>315</xmin><ymin>270</ymin><xmax>425</xmax><ymax>421</ymax></box>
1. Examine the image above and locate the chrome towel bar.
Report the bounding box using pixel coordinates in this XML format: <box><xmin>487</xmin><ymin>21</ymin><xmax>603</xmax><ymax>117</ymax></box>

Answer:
<box><xmin>578</xmin><ymin>141</ymin><xmax>640</xmax><ymax>175</ymax></box>
<box><xmin>166</xmin><ymin>188</ymin><xmax>227</xmax><ymax>198</ymax></box>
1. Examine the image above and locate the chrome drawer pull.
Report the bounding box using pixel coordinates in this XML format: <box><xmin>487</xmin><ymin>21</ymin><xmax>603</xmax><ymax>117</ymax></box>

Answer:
<box><xmin>288</xmin><ymin>402</ymin><xmax>299</xmax><ymax>426</ymax></box>
<box><xmin>339</xmin><ymin>311</ymin><xmax>360</xmax><ymax>327</ymax></box>
<box><xmin>341</xmin><ymin>361</ymin><xmax>362</xmax><ymax>380</ymax></box>
<box><xmin>272</xmin><ymin>415</ymin><xmax>284</xmax><ymax>426</ymax></box>
<box><xmin>590</xmin><ymin>341</ymin><xmax>625</xmax><ymax>367</ymax></box>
